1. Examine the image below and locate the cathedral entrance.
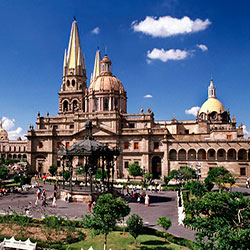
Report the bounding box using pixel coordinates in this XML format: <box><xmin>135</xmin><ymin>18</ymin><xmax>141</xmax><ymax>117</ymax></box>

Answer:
<box><xmin>152</xmin><ymin>156</ymin><xmax>161</xmax><ymax>179</ymax></box>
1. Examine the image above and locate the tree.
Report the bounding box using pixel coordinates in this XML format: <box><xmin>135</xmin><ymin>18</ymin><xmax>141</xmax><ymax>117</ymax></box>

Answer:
<box><xmin>75</xmin><ymin>165</ymin><xmax>86</xmax><ymax>175</ymax></box>
<box><xmin>14</xmin><ymin>174</ymin><xmax>21</xmax><ymax>184</ymax></box>
<box><xmin>82</xmin><ymin>193</ymin><xmax>130</xmax><ymax>250</ymax></box>
<box><xmin>157</xmin><ymin>217</ymin><xmax>172</xmax><ymax>242</ymax></box>
<box><xmin>0</xmin><ymin>165</ymin><xmax>8</xmax><ymax>180</ymax></box>
<box><xmin>184</xmin><ymin>181</ymin><xmax>206</xmax><ymax>197</ymax></box>
<box><xmin>126</xmin><ymin>214</ymin><xmax>143</xmax><ymax>245</ymax></box>
<box><xmin>95</xmin><ymin>168</ymin><xmax>108</xmax><ymax>179</ymax></box>
<box><xmin>180</xmin><ymin>166</ymin><xmax>196</xmax><ymax>181</ymax></box>
<box><xmin>129</xmin><ymin>163</ymin><xmax>142</xmax><ymax>177</ymax></box>
<box><xmin>164</xmin><ymin>176</ymin><xmax>171</xmax><ymax>186</ymax></box>
<box><xmin>63</xmin><ymin>170</ymin><xmax>70</xmax><ymax>181</ymax></box>
<box><xmin>48</xmin><ymin>165</ymin><xmax>58</xmax><ymax>176</ymax></box>
<box><xmin>184</xmin><ymin>192</ymin><xmax>250</xmax><ymax>250</ymax></box>
<box><xmin>206</xmin><ymin>167</ymin><xmax>234</xmax><ymax>193</ymax></box>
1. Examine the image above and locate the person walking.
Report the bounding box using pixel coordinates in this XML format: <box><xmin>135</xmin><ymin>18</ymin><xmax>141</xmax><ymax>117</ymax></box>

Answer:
<box><xmin>145</xmin><ymin>194</ymin><xmax>150</xmax><ymax>207</ymax></box>
<box><xmin>52</xmin><ymin>190</ymin><xmax>57</xmax><ymax>208</ymax></box>
<box><xmin>35</xmin><ymin>188</ymin><xmax>39</xmax><ymax>205</ymax></box>
<box><xmin>88</xmin><ymin>200</ymin><xmax>92</xmax><ymax>212</ymax></box>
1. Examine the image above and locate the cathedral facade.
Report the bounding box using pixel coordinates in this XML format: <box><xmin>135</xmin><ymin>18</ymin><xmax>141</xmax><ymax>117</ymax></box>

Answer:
<box><xmin>24</xmin><ymin>20</ymin><xmax>249</xmax><ymax>181</ymax></box>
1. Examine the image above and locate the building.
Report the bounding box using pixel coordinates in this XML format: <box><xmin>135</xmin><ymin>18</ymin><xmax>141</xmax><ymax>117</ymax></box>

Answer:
<box><xmin>0</xmin><ymin>122</ymin><xmax>27</xmax><ymax>161</ymax></box>
<box><xmin>24</xmin><ymin>20</ymin><xmax>249</xmax><ymax>180</ymax></box>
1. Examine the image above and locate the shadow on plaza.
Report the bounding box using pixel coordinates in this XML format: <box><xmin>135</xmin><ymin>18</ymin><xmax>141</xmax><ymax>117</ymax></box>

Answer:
<box><xmin>128</xmin><ymin>195</ymin><xmax>174</xmax><ymax>204</ymax></box>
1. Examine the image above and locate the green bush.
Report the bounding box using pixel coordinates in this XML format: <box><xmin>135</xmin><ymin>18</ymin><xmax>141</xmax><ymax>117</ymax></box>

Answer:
<box><xmin>129</xmin><ymin>163</ymin><xmax>142</xmax><ymax>177</ymax></box>
<box><xmin>126</xmin><ymin>214</ymin><xmax>143</xmax><ymax>244</ymax></box>
<box><xmin>64</xmin><ymin>170</ymin><xmax>70</xmax><ymax>181</ymax></box>
<box><xmin>48</xmin><ymin>165</ymin><xmax>58</xmax><ymax>176</ymax></box>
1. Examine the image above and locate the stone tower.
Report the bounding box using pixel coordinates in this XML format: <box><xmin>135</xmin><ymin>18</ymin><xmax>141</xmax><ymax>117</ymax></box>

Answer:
<box><xmin>58</xmin><ymin>19</ymin><xmax>87</xmax><ymax>114</ymax></box>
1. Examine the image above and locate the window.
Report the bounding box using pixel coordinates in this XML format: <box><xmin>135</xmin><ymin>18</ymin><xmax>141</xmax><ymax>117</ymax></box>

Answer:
<box><xmin>124</xmin><ymin>142</ymin><xmax>129</xmax><ymax>149</ymax></box>
<box><xmin>129</xmin><ymin>123</ymin><xmax>135</xmax><ymax>128</ymax></box>
<box><xmin>103</xmin><ymin>98</ymin><xmax>109</xmax><ymax>111</ymax></box>
<box><xmin>124</xmin><ymin>161</ymin><xmax>129</xmax><ymax>168</ymax></box>
<box><xmin>134</xmin><ymin>142</ymin><xmax>139</xmax><ymax>150</ymax></box>
<box><xmin>227</xmin><ymin>135</ymin><xmax>232</xmax><ymax>140</ymax></box>
<box><xmin>114</xmin><ymin>98</ymin><xmax>118</xmax><ymax>110</ymax></box>
<box><xmin>72</xmin><ymin>100</ymin><xmax>78</xmax><ymax>112</ymax></box>
<box><xmin>185</xmin><ymin>129</ymin><xmax>189</xmax><ymax>134</ymax></box>
<box><xmin>240</xmin><ymin>168</ymin><xmax>246</xmax><ymax>176</ymax></box>
<box><xmin>94</xmin><ymin>98</ymin><xmax>99</xmax><ymax>111</ymax></box>
<box><xmin>72</xmin><ymin>79</ymin><xmax>75</xmax><ymax>87</ymax></box>
<box><xmin>39</xmin><ymin>142</ymin><xmax>43</xmax><ymax>149</ymax></box>
<box><xmin>154</xmin><ymin>142</ymin><xmax>159</xmax><ymax>150</ymax></box>
<box><xmin>57</xmin><ymin>160</ymin><xmax>61</xmax><ymax>167</ymax></box>
<box><xmin>134</xmin><ymin>161</ymin><xmax>139</xmax><ymax>165</ymax></box>
<box><xmin>66</xmin><ymin>142</ymin><xmax>70</xmax><ymax>148</ymax></box>
<box><xmin>63</xmin><ymin>100</ymin><xmax>68</xmax><ymax>111</ymax></box>
<box><xmin>70</xmin><ymin>124</ymin><xmax>74</xmax><ymax>129</ymax></box>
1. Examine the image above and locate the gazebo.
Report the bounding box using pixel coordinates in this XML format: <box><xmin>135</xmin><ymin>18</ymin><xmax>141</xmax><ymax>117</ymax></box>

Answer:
<box><xmin>57</xmin><ymin>120</ymin><xmax>119</xmax><ymax>202</ymax></box>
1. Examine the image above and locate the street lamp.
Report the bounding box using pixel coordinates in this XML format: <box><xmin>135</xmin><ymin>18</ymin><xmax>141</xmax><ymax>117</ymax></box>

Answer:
<box><xmin>195</xmin><ymin>163</ymin><xmax>201</xmax><ymax>196</ymax></box>
<box><xmin>177</xmin><ymin>170</ymin><xmax>182</xmax><ymax>207</ymax></box>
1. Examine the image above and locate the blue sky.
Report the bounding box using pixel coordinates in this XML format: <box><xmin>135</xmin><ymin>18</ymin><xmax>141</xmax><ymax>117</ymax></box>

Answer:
<box><xmin>0</xmin><ymin>0</ymin><xmax>250</xmax><ymax>139</ymax></box>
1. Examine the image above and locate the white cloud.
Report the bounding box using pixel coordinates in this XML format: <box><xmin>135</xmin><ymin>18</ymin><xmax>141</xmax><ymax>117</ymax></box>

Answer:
<box><xmin>144</xmin><ymin>94</ymin><xmax>153</xmax><ymax>98</ymax></box>
<box><xmin>2</xmin><ymin>117</ymin><xmax>15</xmax><ymax>130</ymax></box>
<box><xmin>242</xmin><ymin>125</ymin><xmax>250</xmax><ymax>139</ymax></box>
<box><xmin>185</xmin><ymin>106</ymin><xmax>200</xmax><ymax>116</ymax></box>
<box><xmin>8</xmin><ymin>127</ymin><xmax>24</xmax><ymax>140</ymax></box>
<box><xmin>147</xmin><ymin>48</ymin><xmax>188</xmax><ymax>62</ymax></box>
<box><xmin>197</xmin><ymin>44</ymin><xmax>208</xmax><ymax>51</ymax></box>
<box><xmin>91</xmin><ymin>27</ymin><xmax>100</xmax><ymax>35</ymax></box>
<box><xmin>1</xmin><ymin>117</ymin><xmax>25</xmax><ymax>140</ymax></box>
<box><xmin>132</xmin><ymin>16</ymin><xmax>211</xmax><ymax>38</ymax></box>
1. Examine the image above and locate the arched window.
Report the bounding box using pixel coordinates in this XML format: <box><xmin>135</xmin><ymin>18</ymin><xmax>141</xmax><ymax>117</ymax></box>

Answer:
<box><xmin>178</xmin><ymin>149</ymin><xmax>186</xmax><ymax>161</ymax></box>
<box><xmin>103</xmin><ymin>97</ymin><xmax>109</xmax><ymax>111</ymax></box>
<box><xmin>228</xmin><ymin>149</ymin><xmax>236</xmax><ymax>160</ymax></box>
<box><xmin>23</xmin><ymin>154</ymin><xmax>27</xmax><ymax>159</ymax></box>
<box><xmin>188</xmin><ymin>149</ymin><xmax>196</xmax><ymax>160</ymax></box>
<box><xmin>66</xmin><ymin>80</ymin><xmax>70</xmax><ymax>87</ymax></box>
<box><xmin>217</xmin><ymin>149</ymin><xmax>226</xmax><ymax>161</ymax></box>
<box><xmin>238</xmin><ymin>149</ymin><xmax>247</xmax><ymax>161</ymax></box>
<box><xmin>63</xmin><ymin>100</ymin><xmax>69</xmax><ymax>111</ymax></box>
<box><xmin>169</xmin><ymin>149</ymin><xmax>177</xmax><ymax>160</ymax></box>
<box><xmin>72</xmin><ymin>79</ymin><xmax>75</xmax><ymax>87</ymax></box>
<box><xmin>94</xmin><ymin>98</ymin><xmax>99</xmax><ymax>111</ymax></box>
<box><xmin>18</xmin><ymin>154</ymin><xmax>21</xmax><ymax>159</ymax></box>
<box><xmin>208</xmin><ymin>149</ymin><xmax>216</xmax><ymax>160</ymax></box>
<box><xmin>72</xmin><ymin>100</ymin><xmax>78</xmax><ymax>112</ymax></box>
<box><xmin>198</xmin><ymin>149</ymin><xmax>206</xmax><ymax>160</ymax></box>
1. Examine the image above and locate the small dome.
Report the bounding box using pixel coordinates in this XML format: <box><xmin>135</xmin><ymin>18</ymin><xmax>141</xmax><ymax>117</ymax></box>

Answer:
<box><xmin>0</xmin><ymin>122</ymin><xmax>8</xmax><ymax>140</ymax></box>
<box><xmin>199</xmin><ymin>98</ymin><xmax>225</xmax><ymax>114</ymax></box>
<box><xmin>101</xmin><ymin>55</ymin><xmax>111</xmax><ymax>64</ymax></box>
<box><xmin>89</xmin><ymin>75</ymin><xmax>125</xmax><ymax>93</ymax></box>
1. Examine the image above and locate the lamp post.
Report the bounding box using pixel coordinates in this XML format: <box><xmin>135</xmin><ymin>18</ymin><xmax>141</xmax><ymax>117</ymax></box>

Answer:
<box><xmin>195</xmin><ymin>163</ymin><xmax>201</xmax><ymax>197</ymax></box>
<box><xmin>178</xmin><ymin>170</ymin><xmax>182</xmax><ymax>207</ymax></box>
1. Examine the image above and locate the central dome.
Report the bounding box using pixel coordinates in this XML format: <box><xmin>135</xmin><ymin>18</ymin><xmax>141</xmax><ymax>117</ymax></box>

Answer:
<box><xmin>89</xmin><ymin>75</ymin><xmax>125</xmax><ymax>92</ymax></box>
<box><xmin>199</xmin><ymin>98</ymin><xmax>225</xmax><ymax>114</ymax></box>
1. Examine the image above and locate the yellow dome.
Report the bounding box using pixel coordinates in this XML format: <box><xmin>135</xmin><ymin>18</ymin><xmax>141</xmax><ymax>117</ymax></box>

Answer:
<box><xmin>89</xmin><ymin>75</ymin><xmax>125</xmax><ymax>93</ymax></box>
<box><xmin>0</xmin><ymin>122</ymin><xmax>8</xmax><ymax>140</ymax></box>
<box><xmin>199</xmin><ymin>98</ymin><xmax>225</xmax><ymax>114</ymax></box>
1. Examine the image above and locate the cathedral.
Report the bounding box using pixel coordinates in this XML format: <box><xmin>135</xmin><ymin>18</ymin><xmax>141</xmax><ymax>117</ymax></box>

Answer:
<box><xmin>2</xmin><ymin>20</ymin><xmax>249</xmax><ymax>181</ymax></box>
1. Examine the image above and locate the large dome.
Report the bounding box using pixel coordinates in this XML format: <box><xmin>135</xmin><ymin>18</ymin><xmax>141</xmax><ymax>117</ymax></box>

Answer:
<box><xmin>0</xmin><ymin>122</ymin><xmax>8</xmax><ymax>140</ymax></box>
<box><xmin>89</xmin><ymin>75</ymin><xmax>125</xmax><ymax>92</ymax></box>
<box><xmin>199</xmin><ymin>98</ymin><xmax>225</xmax><ymax>114</ymax></box>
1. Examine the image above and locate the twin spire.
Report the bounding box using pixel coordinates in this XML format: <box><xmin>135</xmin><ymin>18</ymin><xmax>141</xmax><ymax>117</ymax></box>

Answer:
<box><xmin>208</xmin><ymin>79</ymin><xmax>216</xmax><ymax>99</ymax></box>
<box><xmin>63</xmin><ymin>20</ymin><xmax>86</xmax><ymax>76</ymax></box>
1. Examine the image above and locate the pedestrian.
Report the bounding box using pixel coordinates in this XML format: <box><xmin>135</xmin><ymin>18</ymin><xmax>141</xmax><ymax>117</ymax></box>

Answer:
<box><xmin>42</xmin><ymin>195</ymin><xmax>46</xmax><ymax>207</ymax></box>
<box><xmin>145</xmin><ymin>194</ymin><xmax>150</xmax><ymax>207</ymax></box>
<box><xmin>88</xmin><ymin>200</ymin><xmax>92</xmax><ymax>212</ymax></box>
<box><xmin>137</xmin><ymin>195</ymin><xmax>141</xmax><ymax>204</ymax></box>
<box><xmin>126</xmin><ymin>186</ymin><xmax>129</xmax><ymax>194</ymax></box>
<box><xmin>52</xmin><ymin>191</ymin><xmax>57</xmax><ymax>208</ymax></box>
<box><xmin>35</xmin><ymin>189</ymin><xmax>39</xmax><ymax>205</ymax></box>
<box><xmin>92</xmin><ymin>200</ymin><xmax>97</xmax><ymax>206</ymax></box>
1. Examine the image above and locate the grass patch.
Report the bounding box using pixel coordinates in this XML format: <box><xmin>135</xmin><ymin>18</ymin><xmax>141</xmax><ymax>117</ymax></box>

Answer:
<box><xmin>67</xmin><ymin>230</ymin><xmax>191</xmax><ymax>250</ymax></box>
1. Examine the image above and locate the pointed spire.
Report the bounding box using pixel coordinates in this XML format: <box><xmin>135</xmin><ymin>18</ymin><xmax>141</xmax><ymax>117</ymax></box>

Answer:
<box><xmin>66</xmin><ymin>19</ymin><xmax>85</xmax><ymax>76</ymax></box>
<box><xmin>63</xmin><ymin>49</ymin><xmax>67</xmax><ymax>76</ymax></box>
<box><xmin>208</xmin><ymin>78</ymin><xmax>216</xmax><ymax>99</ymax></box>
<box><xmin>92</xmin><ymin>48</ymin><xmax>101</xmax><ymax>82</ymax></box>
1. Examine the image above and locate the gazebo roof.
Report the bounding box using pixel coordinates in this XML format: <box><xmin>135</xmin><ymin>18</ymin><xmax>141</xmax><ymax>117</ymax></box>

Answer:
<box><xmin>58</xmin><ymin>120</ymin><xmax>119</xmax><ymax>157</ymax></box>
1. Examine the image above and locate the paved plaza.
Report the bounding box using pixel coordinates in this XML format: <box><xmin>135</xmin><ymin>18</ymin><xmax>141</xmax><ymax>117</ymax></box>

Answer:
<box><xmin>0</xmin><ymin>182</ymin><xmax>196</xmax><ymax>241</ymax></box>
